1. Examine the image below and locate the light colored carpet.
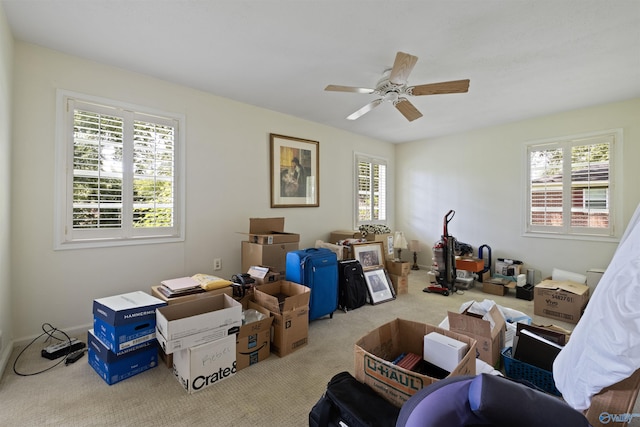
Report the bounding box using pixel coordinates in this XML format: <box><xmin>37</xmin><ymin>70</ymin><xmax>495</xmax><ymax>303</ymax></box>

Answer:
<box><xmin>0</xmin><ymin>270</ymin><xmax>635</xmax><ymax>426</ymax></box>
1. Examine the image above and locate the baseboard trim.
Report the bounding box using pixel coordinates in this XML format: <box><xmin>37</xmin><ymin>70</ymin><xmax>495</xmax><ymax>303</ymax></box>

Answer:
<box><xmin>0</xmin><ymin>323</ymin><xmax>92</xmax><ymax>379</ymax></box>
<box><xmin>0</xmin><ymin>339</ymin><xmax>13</xmax><ymax>379</ymax></box>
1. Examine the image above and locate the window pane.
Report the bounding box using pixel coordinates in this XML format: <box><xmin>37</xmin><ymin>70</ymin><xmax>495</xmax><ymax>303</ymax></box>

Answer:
<box><xmin>358</xmin><ymin>162</ymin><xmax>372</xmax><ymax>221</ymax></box>
<box><xmin>530</xmin><ymin>148</ymin><xmax>563</xmax><ymax>226</ymax></box>
<box><xmin>133</xmin><ymin>120</ymin><xmax>175</xmax><ymax>228</ymax></box>
<box><xmin>72</xmin><ymin>110</ymin><xmax>123</xmax><ymax>229</ymax></box>
<box><xmin>570</xmin><ymin>143</ymin><xmax>609</xmax><ymax>228</ymax></box>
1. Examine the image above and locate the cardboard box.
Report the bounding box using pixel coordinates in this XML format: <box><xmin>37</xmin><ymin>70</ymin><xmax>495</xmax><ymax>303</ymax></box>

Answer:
<box><xmin>155</xmin><ymin>294</ymin><xmax>242</xmax><ymax>354</ymax></box>
<box><xmin>455</xmin><ymin>257</ymin><xmax>485</xmax><ymax>273</ymax></box>
<box><xmin>482</xmin><ymin>277</ymin><xmax>515</xmax><ymax>296</ymax></box>
<box><xmin>247</xmin><ymin>265</ymin><xmax>281</xmax><ymax>286</ymax></box>
<box><xmin>245</xmin><ymin>217</ymin><xmax>300</xmax><ymax>244</ymax></box>
<box><xmin>354</xmin><ymin>318</ymin><xmax>476</xmax><ymax>407</ymax></box>
<box><xmin>329</xmin><ymin>230</ymin><xmax>363</xmax><ymax>242</ymax></box>
<box><xmin>447</xmin><ymin>304</ymin><xmax>506</xmax><ymax>368</ymax></box>
<box><xmin>586</xmin><ymin>268</ymin><xmax>605</xmax><ymax>293</ymax></box>
<box><xmin>87</xmin><ymin>329</ymin><xmax>158</xmax><ymax>385</ymax></box>
<box><xmin>386</xmin><ymin>261</ymin><xmax>410</xmax><ymax>277</ymax></box>
<box><xmin>389</xmin><ymin>273</ymin><xmax>408</xmax><ymax>295</ymax></box>
<box><xmin>252</xmin><ymin>281</ymin><xmax>310</xmax><ymax>357</ymax></box>
<box><xmin>241</xmin><ymin>241</ymin><xmax>299</xmax><ymax>276</ymax></box>
<box><xmin>172</xmin><ymin>334</ymin><xmax>237</xmax><ymax>394</ymax></box>
<box><xmin>150</xmin><ymin>288</ymin><xmax>234</xmax><ymax>369</ymax></box>
<box><xmin>534</xmin><ymin>279</ymin><xmax>590</xmax><ymax>324</ymax></box>
<box><xmin>236</xmin><ymin>302</ymin><xmax>273</xmax><ymax>370</ymax></box>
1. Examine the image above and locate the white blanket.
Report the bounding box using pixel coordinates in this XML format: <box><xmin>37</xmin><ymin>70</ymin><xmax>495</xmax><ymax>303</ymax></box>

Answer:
<box><xmin>553</xmin><ymin>202</ymin><xmax>640</xmax><ymax>411</ymax></box>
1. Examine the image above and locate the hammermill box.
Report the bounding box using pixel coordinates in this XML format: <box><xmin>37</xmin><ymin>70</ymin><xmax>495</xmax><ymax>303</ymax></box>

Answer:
<box><xmin>354</xmin><ymin>318</ymin><xmax>476</xmax><ymax>407</ymax></box>
<box><xmin>172</xmin><ymin>334</ymin><xmax>237</xmax><ymax>394</ymax></box>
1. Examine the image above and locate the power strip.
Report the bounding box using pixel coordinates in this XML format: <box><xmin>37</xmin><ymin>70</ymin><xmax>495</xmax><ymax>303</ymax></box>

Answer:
<box><xmin>41</xmin><ymin>338</ymin><xmax>86</xmax><ymax>360</ymax></box>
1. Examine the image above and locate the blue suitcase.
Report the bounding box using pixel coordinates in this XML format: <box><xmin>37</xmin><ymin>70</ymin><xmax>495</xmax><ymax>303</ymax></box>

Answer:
<box><xmin>285</xmin><ymin>248</ymin><xmax>338</xmax><ymax>321</ymax></box>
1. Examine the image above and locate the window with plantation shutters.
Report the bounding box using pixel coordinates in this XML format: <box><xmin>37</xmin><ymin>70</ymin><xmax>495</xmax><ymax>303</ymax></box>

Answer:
<box><xmin>525</xmin><ymin>129</ymin><xmax>621</xmax><ymax>239</ymax></box>
<box><xmin>55</xmin><ymin>91</ymin><xmax>185</xmax><ymax>249</ymax></box>
<box><xmin>355</xmin><ymin>153</ymin><xmax>387</xmax><ymax>227</ymax></box>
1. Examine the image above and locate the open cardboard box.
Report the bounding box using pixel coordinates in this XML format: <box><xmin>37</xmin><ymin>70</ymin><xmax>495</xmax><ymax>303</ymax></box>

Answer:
<box><xmin>236</xmin><ymin>302</ymin><xmax>274</xmax><ymax>370</ymax></box>
<box><xmin>252</xmin><ymin>280</ymin><xmax>310</xmax><ymax>357</ymax></box>
<box><xmin>155</xmin><ymin>294</ymin><xmax>242</xmax><ymax>354</ymax></box>
<box><xmin>448</xmin><ymin>303</ymin><xmax>506</xmax><ymax>368</ymax></box>
<box><xmin>354</xmin><ymin>318</ymin><xmax>476</xmax><ymax>407</ymax></box>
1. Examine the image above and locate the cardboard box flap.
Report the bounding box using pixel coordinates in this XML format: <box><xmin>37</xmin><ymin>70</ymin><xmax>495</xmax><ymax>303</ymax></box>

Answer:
<box><xmin>157</xmin><ymin>294</ymin><xmax>238</xmax><ymax>321</ymax></box>
<box><xmin>238</xmin><ymin>302</ymin><xmax>274</xmax><ymax>339</ymax></box>
<box><xmin>448</xmin><ymin>304</ymin><xmax>506</xmax><ymax>339</ymax></box>
<box><xmin>249</xmin><ymin>217</ymin><xmax>285</xmax><ymax>234</ymax></box>
<box><xmin>252</xmin><ymin>280</ymin><xmax>310</xmax><ymax>314</ymax></box>
<box><xmin>536</xmin><ymin>279</ymin><xmax>590</xmax><ymax>295</ymax></box>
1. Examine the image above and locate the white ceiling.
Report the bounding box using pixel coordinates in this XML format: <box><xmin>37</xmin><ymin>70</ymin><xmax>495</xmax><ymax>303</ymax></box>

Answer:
<box><xmin>3</xmin><ymin>0</ymin><xmax>640</xmax><ymax>143</ymax></box>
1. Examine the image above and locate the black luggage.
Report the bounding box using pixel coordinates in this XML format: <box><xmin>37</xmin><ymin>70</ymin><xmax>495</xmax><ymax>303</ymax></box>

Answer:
<box><xmin>309</xmin><ymin>371</ymin><xmax>400</xmax><ymax>427</ymax></box>
<box><xmin>337</xmin><ymin>260</ymin><xmax>368</xmax><ymax>311</ymax></box>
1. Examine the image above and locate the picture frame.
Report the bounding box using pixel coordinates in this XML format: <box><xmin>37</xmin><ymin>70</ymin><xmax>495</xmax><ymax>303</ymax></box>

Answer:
<box><xmin>364</xmin><ymin>267</ymin><xmax>396</xmax><ymax>305</ymax></box>
<box><xmin>351</xmin><ymin>241</ymin><xmax>384</xmax><ymax>270</ymax></box>
<box><xmin>270</xmin><ymin>133</ymin><xmax>319</xmax><ymax>208</ymax></box>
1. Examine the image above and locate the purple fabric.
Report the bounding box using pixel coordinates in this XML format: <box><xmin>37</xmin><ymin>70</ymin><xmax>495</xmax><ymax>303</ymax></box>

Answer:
<box><xmin>399</xmin><ymin>377</ymin><xmax>485</xmax><ymax>427</ymax></box>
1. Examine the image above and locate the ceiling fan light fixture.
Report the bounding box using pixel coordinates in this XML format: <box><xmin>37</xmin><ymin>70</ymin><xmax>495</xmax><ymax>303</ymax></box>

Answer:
<box><xmin>325</xmin><ymin>51</ymin><xmax>470</xmax><ymax>122</ymax></box>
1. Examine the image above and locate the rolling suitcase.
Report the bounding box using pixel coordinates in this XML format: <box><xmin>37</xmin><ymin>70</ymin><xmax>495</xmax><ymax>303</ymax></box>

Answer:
<box><xmin>337</xmin><ymin>259</ymin><xmax>367</xmax><ymax>311</ymax></box>
<box><xmin>286</xmin><ymin>247</ymin><xmax>338</xmax><ymax>321</ymax></box>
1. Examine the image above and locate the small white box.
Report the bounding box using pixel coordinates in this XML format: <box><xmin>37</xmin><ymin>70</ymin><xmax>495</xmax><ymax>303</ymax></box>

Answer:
<box><xmin>155</xmin><ymin>294</ymin><xmax>242</xmax><ymax>354</ymax></box>
<box><xmin>423</xmin><ymin>332</ymin><xmax>469</xmax><ymax>373</ymax></box>
<box><xmin>172</xmin><ymin>334</ymin><xmax>237</xmax><ymax>394</ymax></box>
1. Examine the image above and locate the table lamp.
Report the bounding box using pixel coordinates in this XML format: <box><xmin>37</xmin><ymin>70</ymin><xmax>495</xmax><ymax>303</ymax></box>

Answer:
<box><xmin>393</xmin><ymin>231</ymin><xmax>408</xmax><ymax>261</ymax></box>
<box><xmin>408</xmin><ymin>239</ymin><xmax>421</xmax><ymax>270</ymax></box>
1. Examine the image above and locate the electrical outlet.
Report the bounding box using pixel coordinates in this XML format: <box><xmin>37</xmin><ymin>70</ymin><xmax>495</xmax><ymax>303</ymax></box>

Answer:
<box><xmin>213</xmin><ymin>258</ymin><xmax>222</xmax><ymax>270</ymax></box>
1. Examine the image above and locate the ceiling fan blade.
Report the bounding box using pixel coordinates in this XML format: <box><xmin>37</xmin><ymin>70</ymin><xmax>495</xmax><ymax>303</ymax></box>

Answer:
<box><xmin>325</xmin><ymin>84</ymin><xmax>375</xmax><ymax>94</ymax></box>
<box><xmin>347</xmin><ymin>99</ymin><xmax>383</xmax><ymax>120</ymax></box>
<box><xmin>408</xmin><ymin>79</ymin><xmax>470</xmax><ymax>96</ymax></box>
<box><xmin>389</xmin><ymin>51</ymin><xmax>418</xmax><ymax>85</ymax></box>
<box><xmin>395</xmin><ymin>98</ymin><xmax>423</xmax><ymax>122</ymax></box>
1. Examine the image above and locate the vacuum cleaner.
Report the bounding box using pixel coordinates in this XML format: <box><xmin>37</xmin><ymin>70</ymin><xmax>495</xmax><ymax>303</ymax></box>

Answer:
<box><xmin>424</xmin><ymin>210</ymin><xmax>457</xmax><ymax>296</ymax></box>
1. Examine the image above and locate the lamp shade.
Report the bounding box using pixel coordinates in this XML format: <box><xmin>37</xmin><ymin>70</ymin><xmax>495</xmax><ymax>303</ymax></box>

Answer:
<box><xmin>393</xmin><ymin>231</ymin><xmax>408</xmax><ymax>250</ymax></box>
<box><xmin>408</xmin><ymin>239</ymin><xmax>421</xmax><ymax>252</ymax></box>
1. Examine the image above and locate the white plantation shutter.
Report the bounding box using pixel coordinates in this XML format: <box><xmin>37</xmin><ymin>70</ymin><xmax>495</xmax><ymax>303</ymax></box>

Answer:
<box><xmin>356</xmin><ymin>153</ymin><xmax>387</xmax><ymax>226</ymax></box>
<box><xmin>526</xmin><ymin>130</ymin><xmax>619</xmax><ymax>238</ymax></box>
<box><xmin>56</xmin><ymin>92</ymin><xmax>184</xmax><ymax>249</ymax></box>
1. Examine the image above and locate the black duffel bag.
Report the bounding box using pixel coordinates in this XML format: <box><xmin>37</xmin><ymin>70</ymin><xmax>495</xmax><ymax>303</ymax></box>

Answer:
<box><xmin>309</xmin><ymin>371</ymin><xmax>400</xmax><ymax>427</ymax></box>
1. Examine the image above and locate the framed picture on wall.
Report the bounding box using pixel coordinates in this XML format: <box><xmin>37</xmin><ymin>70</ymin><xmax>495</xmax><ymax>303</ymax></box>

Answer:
<box><xmin>270</xmin><ymin>133</ymin><xmax>319</xmax><ymax>208</ymax></box>
<box><xmin>364</xmin><ymin>267</ymin><xmax>395</xmax><ymax>304</ymax></box>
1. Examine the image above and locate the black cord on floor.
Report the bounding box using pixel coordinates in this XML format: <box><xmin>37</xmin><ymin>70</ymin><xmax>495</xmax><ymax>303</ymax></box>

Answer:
<box><xmin>13</xmin><ymin>323</ymin><xmax>74</xmax><ymax>376</ymax></box>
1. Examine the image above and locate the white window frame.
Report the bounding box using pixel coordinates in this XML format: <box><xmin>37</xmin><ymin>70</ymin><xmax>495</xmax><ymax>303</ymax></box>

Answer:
<box><xmin>54</xmin><ymin>90</ymin><xmax>186</xmax><ymax>249</ymax></box>
<box><xmin>354</xmin><ymin>152</ymin><xmax>388</xmax><ymax>229</ymax></box>
<box><xmin>522</xmin><ymin>129</ymin><xmax>622</xmax><ymax>242</ymax></box>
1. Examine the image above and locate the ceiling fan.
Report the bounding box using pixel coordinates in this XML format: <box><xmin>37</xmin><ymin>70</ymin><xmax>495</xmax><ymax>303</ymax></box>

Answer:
<box><xmin>325</xmin><ymin>51</ymin><xmax>470</xmax><ymax>122</ymax></box>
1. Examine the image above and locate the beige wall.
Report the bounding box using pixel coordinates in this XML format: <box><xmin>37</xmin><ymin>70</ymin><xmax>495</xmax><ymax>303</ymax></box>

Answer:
<box><xmin>10</xmin><ymin>42</ymin><xmax>394</xmax><ymax>341</ymax></box>
<box><xmin>396</xmin><ymin>98</ymin><xmax>640</xmax><ymax>279</ymax></box>
<box><xmin>6</xmin><ymin>39</ymin><xmax>640</xmax><ymax>350</ymax></box>
<box><xmin>0</xmin><ymin>5</ymin><xmax>14</xmax><ymax>372</ymax></box>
